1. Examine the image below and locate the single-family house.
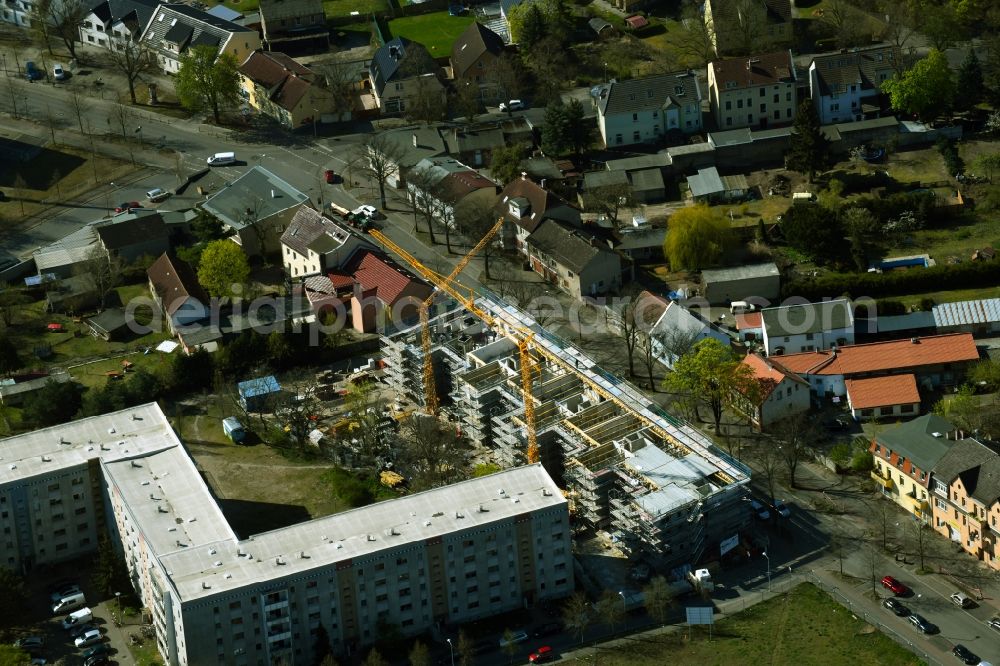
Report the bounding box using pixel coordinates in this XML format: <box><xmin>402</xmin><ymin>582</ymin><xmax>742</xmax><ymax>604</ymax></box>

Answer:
<box><xmin>280</xmin><ymin>206</ymin><xmax>373</xmax><ymax>279</ymax></box>
<box><xmin>735</xmin><ymin>310</ymin><xmax>763</xmax><ymax>342</ymax></box>
<box><xmin>524</xmin><ymin>221</ymin><xmax>627</xmax><ymax>299</ymax></box>
<box><xmin>734</xmin><ymin>352</ymin><xmax>810</xmax><ymax>430</ymax></box>
<box><xmin>80</xmin><ymin>0</ymin><xmax>161</xmax><ymax>50</ymax></box>
<box><xmin>139</xmin><ymin>3</ymin><xmax>261</xmax><ymax>74</ymax></box>
<box><xmin>238</xmin><ymin>51</ymin><xmax>334</xmax><ymax>129</ymax></box>
<box><xmin>869</xmin><ymin>413</ymin><xmax>957</xmax><ymax>522</ymax></box>
<box><xmin>369</xmin><ymin>37</ymin><xmax>446</xmax><ymax>116</ymax></box>
<box><xmin>614</xmin><ymin>226</ymin><xmax>666</xmax><ymax>262</ymax></box>
<box><xmin>372</xmin><ymin>125</ymin><xmax>448</xmax><ymax>189</ymax></box>
<box><xmin>703</xmin><ymin>0</ymin><xmax>793</xmax><ymax>56</ymax></box>
<box><xmin>760</xmin><ymin>298</ymin><xmax>854</xmax><ymax>356</ymax></box>
<box><xmin>327</xmin><ymin>250</ymin><xmax>434</xmax><ymax>333</ymax></box>
<box><xmin>808</xmin><ymin>46</ymin><xmax>898</xmax><ymax>125</ymax></box>
<box><xmin>933</xmin><ymin>298</ymin><xmax>1000</xmax><ymax>337</ymax></box>
<box><xmin>147</xmin><ymin>252</ymin><xmax>210</xmax><ymax>334</ymax></box>
<box><xmin>95</xmin><ymin>210</ymin><xmax>170</xmax><ymax>263</ymax></box>
<box><xmin>442</xmin><ymin>117</ymin><xmax>533</xmax><ymax>168</ymax></box>
<box><xmin>707</xmin><ymin>50</ymin><xmax>797</xmax><ymax>130</ymax></box>
<box><xmin>844</xmin><ymin>374</ymin><xmax>921</xmax><ymax>421</ymax></box>
<box><xmin>450</xmin><ymin>22</ymin><xmax>506</xmax><ymax>104</ymax></box>
<box><xmin>595</xmin><ymin>72</ymin><xmax>702</xmax><ymax>147</ymax></box>
<box><xmin>201</xmin><ymin>166</ymin><xmax>311</xmax><ymax>256</ymax></box>
<box><xmin>495</xmin><ymin>174</ymin><xmax>582</xmax><ymax>251</ymax></box>
<box><xmin>641</xmin><ymin>292</ymin><xmax>730</xmax><ymax>368</ymax></box>
<box><xmin>775</xmin><ymin>333</ymin><xmax>980</xmax><ymax>406</ymax></box>
<box><xmin>930</xmin><ymin>437</ymin><xmax>1000</xmax><ymax>571</ymax></box>
<box><xmin>701</xmin><ymin>263</ymin><xmax>780</xmax><ymax>305</ymax></box>
<box><xmin>258</xmin><ymin>0</ymin><xmax>328</xmax><ymax>53</ymax></box>
<box><xmin>687</xmin><ymin>166</ymin><xmax>749</xmax><ymax>203</ymax></box>
<box><xmin>407</xmin><ymin>157</ymin><xmax>498</xmax><ymax>234</ymax></box>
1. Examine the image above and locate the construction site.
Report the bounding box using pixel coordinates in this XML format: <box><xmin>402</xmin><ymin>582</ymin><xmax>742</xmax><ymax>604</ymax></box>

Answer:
<box><xmin>374</xmin><ymin>228</ymin><xmax>754</xmax><ymax>576</ymax></box>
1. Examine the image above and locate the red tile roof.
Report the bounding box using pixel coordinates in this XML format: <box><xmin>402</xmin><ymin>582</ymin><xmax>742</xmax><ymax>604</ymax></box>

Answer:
<box><xmin>625</xmin><ymin>15</ymin><xmax>648</xmax><ymax>28</ymax></box>
<box><xmin>775</xmin><ymin>333</ymin><xmax>980</xmax><ymax>376</ymax></box>
<box><xmin>710</xmin><ymin>51</ymin><xmax>795</xmax><ymax>90</ymax></box>
<box><xmin>735</xmin><ymin>311</ymin><xmax>762</xmax><ymax>330</ymax></box>
<box><xmin>147</xmin><ymin>252</ymin><xmax>208</xmax><ymax>316</ymax></box>
<box><xmin>343</xmin><ymin>250</ymin><xmax>432</xmax><ymax>306</ymax></box>
<box><xmin>846</xmin><ymin>374</ymin><xmax>920</xmax><ymax>410</ymax></box>
<box><xmin>636</xmin><ymin>290</ymin><xmax>670</xmax><ymax>325</ymax></box>
<box><xmin>742</xmin><ymin>352</ymin><xmax>807</xmax><ymax>400</ymax></box>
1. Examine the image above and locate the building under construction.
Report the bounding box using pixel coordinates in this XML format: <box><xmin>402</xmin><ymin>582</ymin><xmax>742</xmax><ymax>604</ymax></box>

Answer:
<box><xmin>382</xmin><ymin>295</ymin><xmax>753</xmax><ymax>571</ymax></box>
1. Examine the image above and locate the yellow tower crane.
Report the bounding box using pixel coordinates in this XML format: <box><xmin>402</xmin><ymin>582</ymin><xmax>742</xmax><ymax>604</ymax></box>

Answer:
<box><xmin>368</xmin><ymin>223</ymin><xmax>541</xmax><ymax>463</ymax></box>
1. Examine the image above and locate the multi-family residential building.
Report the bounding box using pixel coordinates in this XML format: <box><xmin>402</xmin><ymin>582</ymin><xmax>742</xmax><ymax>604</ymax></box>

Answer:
<box><xmin>495</xmin><ymin>174</ymin><xmax>582</xmax><ymax>251</ymax></box>
<box><xmin>238</xmin><ymin>51</ymin><xmax>335</xmax><ymax>129</ymax></box>
<box><xmin>637</xmin><ymin>291</ymin><xmax>730</xmax><ymax>369</ymax></box>
<box><xmin>0</xmin><ymin>403</ymin><xmax>573</xmax><ymax>665</ymax></box>
<box><xmin>449</xmin><ymin>21</ymin><xmax>506</xmax><ymax>104</ymax></box>
<box><xmin>760</xmin><ymin>298</ymin><xmax>854</xmax><ymax>356</ymax></box>
<box><xmin>595</xmin><ymin>71</ymin><xmax>702</xmax><ymax>147</ymax></box>
<box><xmin>869</xmin><ymin>414</ymin><xmax>957</xmax><ymax>522</ymax></box>
<box><xmin>79</xmin><ymin>0</ymin><xmax>161</xmax><ymax>49</ymax></box>
<box><xmin>369</xmin><ymin>37</ymin><xmax>446</xmax><ymax>116</ymax></box>
<box><xmin>280</xmin><ymin>206</ymin><xmax>373</xmax><ymax>279</ymax></box>
<box><xmin>708</xmin><ymin>50</ymin><xmax>797</xmax><ymax>130</ymax></box>
<box><xmin>1</xmin><ymin>0</ymin><xmax>34</xmax><ymax>28</ymax></box>
<box><xmin>734</xmin><ymin>352</ymin><xmax>810</xmax><ymax>430</ymax></box>
<box><xmin>524</xmin><ymin>221</ymin><xmax>627</xmax><ymax>299</ymax></box>
<box><xmin>703</xmin><ymin>0</ymin><xmax>793</xmax><ymax>56</ymax></box>
<box><xmin>808</xmin><ymin>46</ymin><xmax>898</xmax><ymax>125</ymax></box>
<box><xmin>930</xmin><ymin>437</ymin><xmax>1000</xmax><ymax>571</ymax></box>
<box><xmin>201</xmin><ymin>166</ymin><xmax>311</xmax><ymax>256</ymax></box>
<box><xmin>406</xmin><ymin>157</ymin><xmax>498</xmax><ymax>233</ymax></box>
<box><xmin>138</xmin><ymin>4</ymin><xmax>261</xmax><ymax>74</ymax></box>
<box><xmin>258</xmin><ymin>0</ymin><xmax>328</xmax><ymax>52</ymax></box>
<box><xmin>774</xmin><ymin>333</ymin><xmax>980</xmax><ymax>409</ymax></box>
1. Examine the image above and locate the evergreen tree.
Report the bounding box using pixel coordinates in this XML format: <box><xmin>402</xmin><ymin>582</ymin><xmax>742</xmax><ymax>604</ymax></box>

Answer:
<box><xmin>786</xmin><ymin>100</ymin><xmax>829</xmax><ymax>181</ymax></box>
<box><xmin>0</xmin><ymin>567</ymin><xmax>27</xmax><ymax>628</ymax></box>
<box><xmin>92</xmin><ymin>532</ymin><xmax>131</xmax><ymax>597</ymax></box>
<box><xmin>0</xmin><ymin>335</ymin><xmax>21</xmax><ymax>375</ymax></box>
<box><xmin>313</xmin><ymin>626</ymin><xmax>333</xmax><ymax>665</ymax></box>
<box><xmin>22</xmin><ymin>380</ymin><xmax>83</xmax><ymax>427</ymax></box>
<box><xmin>956</xmin><ymin>49</ymin><xmax>984</xmax><ymax>111</ymax></box>
<box><xmin>541</xmin><ymin>101</ymin><xmax>571</xmax><ymax>156</ymax></box>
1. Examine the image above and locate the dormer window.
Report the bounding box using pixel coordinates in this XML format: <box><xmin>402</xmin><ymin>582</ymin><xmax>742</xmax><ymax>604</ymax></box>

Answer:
<box><xmin>508</xmin><ymin>197</ymin><xmax>530</xmax><ymax>219</ymax></box>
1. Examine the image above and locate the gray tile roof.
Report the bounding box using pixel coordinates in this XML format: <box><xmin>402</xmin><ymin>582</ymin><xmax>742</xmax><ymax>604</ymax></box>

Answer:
<box><xmin>280</xmin><ymin>207</ymin><xmax>354</xmax><ymax>257</ymax></box>
<box><xmin>701</xmin><ymin>262</ymin><xmax>779</xmax><ymax>283</ymax></box>
<box><xmin>877</xmin><ymin>414</ymin><xmax>956</xmax><ymax>472</ymax></box>
<box><xmin>201</xmin><ymin>166</ymin><xmax>309</xmax><ymax>230</ymax></box>
<box><xmin>761</xmin><ymin>298</ymin><xmax>852</xmax><ymax>337</ymax></box>
<box><xmin>140</xmin><ymin>3</ymin><xmax>255</xmax><ymax>62</ymax></box>
<box><xmin>525</xmin><ymin>221</ymin><xmax>617</xmax><ymax>275</ymax></box>
<box><xmin>932</xmin><ymin>437</ymin><xmax>1000</xmax><ymax>506</ymax></box>
<box><xmin>628</xmin><ymin>168</ymin><xmax>664</xmax><ymax>193</ymax></box>
<box><xmin>597</xmin><ymin>71</ymin><xmax>701</xmax><ymax>117</ymax></box>
<box><xmin>370</xmin><ymin>37</ymin><xmax>437</xmax><ymax>97</ymax></box>
<box><xmin>810</xmin><ymin>45</ymin><xmax>899</xmax><ymax>97</ymax></box>
<box><xmin>450</xmin><ymin>22</ymin><xmax>504</xmax><ymax>79</ymax></box>
<box><xmin>688</xmin><ymin>166</ymin><xmax>725</xmax><ymax>198</ymax></box>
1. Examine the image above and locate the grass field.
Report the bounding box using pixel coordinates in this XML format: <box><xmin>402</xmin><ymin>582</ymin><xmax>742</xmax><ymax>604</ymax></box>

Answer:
<box><xmin>565</xmin><ymin>583</ymin><xmax>919</xmax><ymax>666</ymax></box>
<box><xmin>387</xmin><ymin>12</ymin><xmax>475</xmax><ymax>56</ymax></box>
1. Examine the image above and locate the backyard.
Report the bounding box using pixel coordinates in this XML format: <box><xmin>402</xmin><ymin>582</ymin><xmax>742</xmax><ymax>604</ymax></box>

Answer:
<box><xmin>565</xmin><ymin>583</ymin><xmax>920</xmax><ymax>666</ymax></box>
<box><xmin>387</xmin><ymin>12</ymin><xmax>475</xmax><ymax>56</ymax></box>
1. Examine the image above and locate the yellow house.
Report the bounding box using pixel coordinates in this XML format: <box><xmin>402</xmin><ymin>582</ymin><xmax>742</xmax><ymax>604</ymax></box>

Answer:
<box><xmin>704</xmin><ymin>0</ymin><xmax>793</xmax><ymax>56</ymax></box>
<box><xmin>708</xmin><ymin>51</ymin><xmax>797</xmax><ymax>130</ymax></box>
<box><xmin>869</xmin><ymin>414</ymin><xmax>957</xmax><ymax>522</ymax></box>
<box><xmin>930</xmin><ymin>437</ymin><xmax>1000</xmax><ymax>571</ymax></box>
<box><xmin>238</xmin><ymin>51</ymin><xmax>335</xmax><ymax>130</ymax></box>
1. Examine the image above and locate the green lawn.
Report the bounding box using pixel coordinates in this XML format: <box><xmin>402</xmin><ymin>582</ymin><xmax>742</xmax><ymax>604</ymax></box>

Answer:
<box><xmin>208</xmin><ymin>0</ymin><xmax>388</xmax><ymax>19</ymax></box>
<box><xmin>387</xmin><ymin>12</ymin><xmax>475</xmax><ymax>56</ymax></box>
<box><xmin>564</xmin><ymin>583</ymin><xmax>919</xmax><ymax>666</ymax></box>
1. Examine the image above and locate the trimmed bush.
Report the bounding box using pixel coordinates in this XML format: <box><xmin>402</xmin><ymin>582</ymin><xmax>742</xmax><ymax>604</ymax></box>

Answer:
<box><xmin>783</xmin><ymin>258</ymin><xmax>1000</xmax><ymax>300</ymax></box>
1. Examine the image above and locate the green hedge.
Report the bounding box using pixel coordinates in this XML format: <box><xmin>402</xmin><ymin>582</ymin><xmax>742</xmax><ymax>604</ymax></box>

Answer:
<box><xmin>783</xmin><ymin>258</ymin><xmax>1000</xmax><ymax>300</ymax></box>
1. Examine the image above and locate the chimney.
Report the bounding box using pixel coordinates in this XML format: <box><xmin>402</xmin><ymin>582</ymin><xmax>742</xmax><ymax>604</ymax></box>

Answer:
<box><xmin>412</xmin><ymin>133</ymin><xmax>418</xmax><ymax>148</ymax></box>
<box><xmin>271</xmin><ymin>189</ymin><xmax>276</xmax><ymax>198</ymax></box>
<box><xmin>540</xmin><ymin>178</ymin><xmax>546</xmax><ymax>189</ymax></box>
<box><xmin>910</xmin><ymin>337</ymin><xmax>920</xmax><ymax>344</ymax></box>
<box><xmin>520</xmin><ymin>172</ymin><xmax>528</xmax><ymax>180</ymax></box>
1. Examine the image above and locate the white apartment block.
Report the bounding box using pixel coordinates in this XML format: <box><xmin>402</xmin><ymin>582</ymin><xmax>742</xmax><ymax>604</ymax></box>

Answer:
<box><xmin>0</xmin><ymin>403</ymin><xmax>572</xmax><ymax>665</ymax></box>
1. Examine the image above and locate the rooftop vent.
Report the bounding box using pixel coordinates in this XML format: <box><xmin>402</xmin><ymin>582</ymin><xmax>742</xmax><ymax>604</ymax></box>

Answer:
<box><xmin>300</xmin><ymin>551</ymin><xmax>310</xmax><ymax>559</ymax></box>
<box><xmin>157</xmin><ymin>506</ymin><xmax>168</xmax><ymax>513</ymax></box>
<box><xmin>59</xmin><ymin>437</ymin><xmax>69</xmax><ymax>445</ymax></box>
<box><xmin>911</xmin><ymin>337</ymin><xmax>920</xmax><ymax>344</ymax></box>
<box><xmin>209</xmin><ymin>548</ymin><xmax>217</xmax><ymax>555</ymax></box>
<box><xmin>542</xmin><ymin>489</ymin><xmax>551</xmax><ymax>497</ymax></box>
<box><xmin>931</xmin><ymin>432</ymin><xmax>942</xmax><ymax>438</ymax></box>
<box><xmin>498</xmin><ymin>488</ymin><xmax>506</xmax><ymax>496</ymax></box>
<box><xmin>335</xmin><ymin>543</ymin><xmax>343</xmax><ymax>549</ymax></box>
<box><xmin>131</xmin><ymin>461</ymin><xmax>141</xmax><ymax>468</ymax></box>
<box><xmin>456</xmin><ymin>511</ymin><xmax>464</xmax><ymax>519</ymax></box>
<box><xmin>367</xmin><ymin>534</ymin><xmax>376</xmax><ymax>542</ymax></box>
<box><xmin>276</xmin><ymin>556</ymin><xmax>285</xmax><ymax>565</ymax></box>
<box><xmin>213</xmin><ymin>561</ymin><xmax>222</xmax><ymax>567</ymax></box>
<box><xmin>423</xmin><ymin>520</ymin><xmax>431</xmax><ymax>526</ymax></box>
<box><xmin>512</xmin><ymin>497</ymin><xmax>520</xmax><ymax>503</ymax></box>
<box><xmin>202</xmin><ymin>582</ymin><xmax>210</xmax><ymax>589</ymax></box>
<box><xmin>224</xmin><ymin>573</ymin><xmax>232</xmax><ymax>579</ymax></box>
<box><xmin>108</xmin><ymin>427</ymin><xmax>116</xmax><ymax>434</ymax></box>
<box><xmin>41</xmin><ymin>455</ymin><xmax>51</xmax><ymax>462</ymax></box>
<box><xmin>478</xmin><ymin>504</ymin><xmax>487</xmax><ymax>513</ymax></box>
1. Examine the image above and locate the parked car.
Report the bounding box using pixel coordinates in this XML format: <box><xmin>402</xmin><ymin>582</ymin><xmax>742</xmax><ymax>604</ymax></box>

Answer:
<box><xmin>950</xmin><ymin>592</ymin><xmax>974</xmax><ymax>608</ymax></box>
<box><xmin>84</xmin><ymin>656</ymin><xmax>110</xmax><ymax>666</ymax></box>
<box><xmin>823</xmin><ymin>418</ymin><xmax>850</xmax><ymax>432</ymax></box>
<box><xmin>498</xmin><ymin>630</ymin><xmax>528</xmax><ymax>649</ymax></box>
<box><xmin>531</xmin><ymin>622</ymin><xmax>562</xmax><ymax>639</ymax></box>
<box><xmin>952</xmin><ymin>644</ymin><xmax>979</xmax><ymax>664</ymax></box>
<box><xmin>881</xmin><ymin>575</ymin><xmax>909</xmax><ymax>596</ymax></box>
<box><xmin>988</xmin><ymin>617</ymin><xmax>1000</xmax><ymax>632</ymax></box>
<box><xmin>74</xmin><ymin>628</ymin><xmax>103</xmax><ymax>648</ymax></box>
<box><xmin>49</xmin><ymin>584</ymin><xmax>80</xmax><ymax>602</ymax></box>
<box><xmin>68</xmin><ymin>623</ymin><xmax>98</xmax><ymax>639</ymax></box>
<box><xmin>499</xmin><ymin>99</ymin><xmax>525</xmax><ymax>112</ymax></box>
<box><xmin>750</xmin><ymin>499</ymin><xmax>771</xmax><ymax>520</ymax></box>
<box><xmin>115</xmin><ymin>201</ymin><xmax>141</xmax><ymax>213</ymax></box>
<box><xmin>324</xmin><ymin>169</ymin><xmax>340</xmax><ymax>184</ymax></box>
<box><xmin>908</xmin><ymin>614</ymin><xmax>936</xmax><ymax>634</ymax></box>
<box><xmin>528</xmin><ymin>646</ymin><xmax>553</xmax><ymax>663</ymax></box>
<box><xmin>882</xmin><ymin>598</ymin><xmax>909</xmax><ymax>616</ymax></box>
<box><xmin>81</xmin><ymin>643</ymin><xmax>112</xmax><ymax>661</ymax></box>
<box><xmin>772</xmin><ymin>499</ymin><xmax>791</xmax><ymax>518</ymax></box>
<box><xmin>146</xmin><ymin>187</ymin><xmax>169</xmax><ymax>202</ymax></box>
<box><xmin>13</xmin><ymin>636</ymin><xmax>44</xmax><ymax>649</ymax></box>
<box><xmin>25</xmin><ymin>61</ymin><xmax>43</xmax><ymax>80</ymax></box>
<box><xmin>52</xmin><ymin>63</ymin><xmax>66</xmax><ymax>80</ymax></box>
<box><xmin>352</xmin><ymin>204</ymin><xmax>381</xmax><ymax>220</ymax></box>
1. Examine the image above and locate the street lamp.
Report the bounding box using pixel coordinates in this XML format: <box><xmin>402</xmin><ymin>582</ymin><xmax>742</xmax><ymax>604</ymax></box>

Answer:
<box><xmin>618</xmin><ymin>590</ymin><xmax>627</xmax><ymax>630</ymax></box>
<box><xmin>135</xmin><ymin>125</ymin><xmax>143</xmax><ymax>146</ymax></box>
<box><xmin>312</xmin><ymin>108</ymin><xmax>319</xmax><ymax>139</ymax></box>
<box><xmin>762</xmin><ymin>550</ymin><xmax>771</xmax><ymax>591</ymax></box>
<box><xmin>106</xmin><ymin>181</ymin><xmax>116</xmax><ymax>215</ymax></box>
<box><xmin>446</xmin><ymin>637</ymin><xmax>454</xmax><ymax>666</ymax></box>
<box><xmin>115</xmin><ymin>591</ymin><xmax>121</xmax><ymax>625</ymax></box>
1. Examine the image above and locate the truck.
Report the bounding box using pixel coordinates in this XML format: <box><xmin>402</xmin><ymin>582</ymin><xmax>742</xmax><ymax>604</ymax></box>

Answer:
<box><xmin>222</xmin><ymin>417</ymin><xmax>246</xmax><ymax>443</ymax></box>
<box><xmin>687</xmin><ymin>568</ymin><xmax>715</xmax><ymax>593</ymax></box>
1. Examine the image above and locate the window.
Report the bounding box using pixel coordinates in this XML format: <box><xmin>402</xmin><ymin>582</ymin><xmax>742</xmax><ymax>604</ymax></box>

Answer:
<box><xmin>759</xmin><ymin>103</ymin><xmax>766</xmax><ymax>113</ymax></box>
<box><xmin>760</xmin><ymin>88</ymin><xmax>765</xmax><ymax>97</ymax></box>
<box><xmin>773</xmin><ymin>110</ymin><xmax>780</xmax><ymax>120</ymax></box>
<box><xmin>786</xmin><ymin>92</ymin><xmax>792</xmax><ymax>102</ymax></box>
<box><xmin>726</xmin><ymin>118</ymin><xmax>733</xmax><ymax>126</ymax></box>
<box><xmin>773</xmin><ymin>94</ymin><xmax>779</xmax><ymax>103</ymax></box>
<box><xmin>632</xmin><ymin>113</ymin><xmax>638</xmax><ymax>121</ymax></box>
<box><xmin>900</xmin><ymin>404</ymin><xmax>914</xmax><ymax>413</ymax></box>
<box><xmin>737</xmin><ymin>99</ymin><xmax>743</xmax><ymax>109</ymax></box>
<box><xmin>725</xmin><ymin>101</ymin><xmax>731</xmax><ymax>110</ymax></box>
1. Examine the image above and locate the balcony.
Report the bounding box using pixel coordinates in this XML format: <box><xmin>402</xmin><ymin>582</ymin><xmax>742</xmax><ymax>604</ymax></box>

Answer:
<box><xmin>870</xmin><ymin>471</ymin><xmax>893</xmax><ymax>490</ymax></box>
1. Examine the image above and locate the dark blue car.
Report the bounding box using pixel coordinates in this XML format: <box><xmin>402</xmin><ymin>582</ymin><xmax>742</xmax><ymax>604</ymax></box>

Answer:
<box><xmin>25</xmin><ymin>61</ymin><xmax>43</xmax><ymax>81</ymax></box>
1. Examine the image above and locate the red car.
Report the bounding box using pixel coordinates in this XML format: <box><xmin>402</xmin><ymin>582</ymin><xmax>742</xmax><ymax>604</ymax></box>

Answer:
<box><xmin>528</xmin><ymin>646</ymin><xmax>553</xmax><ymax>664</ymax></box>
<box><xmin>114</xmin><ymin>201</ymin><xmax>141</xmax><ymax>213</ymax></box>
<box><xmin>324</xmin><ymin>169</ymin><xmax>340</xmax><ymax>184</ymax></box>
<box><xmin>881</xmin><ymin>575</ymin><xmax>909</xmax><ymax>596</ymax></box>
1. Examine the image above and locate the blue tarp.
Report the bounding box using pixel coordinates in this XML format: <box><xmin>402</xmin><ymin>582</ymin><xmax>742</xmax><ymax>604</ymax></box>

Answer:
<box><xmin>238</xmin><ymin>375</ymin><xmax>281</xmax><ymax>399</ymax></box>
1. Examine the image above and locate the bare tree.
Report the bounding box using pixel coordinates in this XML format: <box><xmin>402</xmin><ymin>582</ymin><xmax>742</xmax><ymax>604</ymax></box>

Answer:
<box><xmin>77</xmin><ymin>246</ymin><xmax>123</xmax><ymax>310</ymax></box>
<box><xmin>5</xmin><ymin>78</ymin><xmax>21</xmax><ymax>120</ymax></box>
<box><xmin>316</xmin><ymin>55</ymin><xmax>359</xmax><ymax>121</ymax></box>
<box><xmin>342</xmin><ymin>380</ymin><xmax>387</xmax><ymax>459</ymax></box>
<box><xmin>106</xmin><ymin>37</ymin><xmax>156</xmax><ymax>105</ymax></box>
<box><xmin>356</xmin><ymin>134</ymin><xmax>405</xmax><ymax>210</ymax></box>
<box><xmin>452</xmin><ymin>81</ymin><xmax>481</xmax><ymax>122</ymax></box>
<box><xmin>456</xmin><ymin>630</ymin><xmax>475</xmax><ymax>666</ymax></box>
<box><xmin>656</xmin><ymin>326</ymin><xmax>701</xmax><ymax>369</ymax></box>
<box><xmin>500</xmin><ymin>629</ymin><xmax>517</xmax><ymax>665</ymax></box>
<box><xmin>638</xmin><ymin>330</ymin><xmax>658</xmax><ymax>391</ymax></box>
<box><xmin>112</xmin><ymin>102</ymin><xmax>132</xmax><ymax>140</ymax></box>
<box><xmin>454</xmin><ymin>194</ymin><xmax>501</xmax><ymax>279</ymax></box>
<box><xmin>583</xmin><ymin>182</ymin><xmax>635</xmax><ymax>229</ymax></box>
<box><xmin>489</xmin><ymin>52</ymin><xmax>524</xmax><ymax>108</ymax></box>
<box><xmin>595</xmin><ymin>589</ymin><xmax>625</xmax><ymax>632</ymax></box>
<box><xmin>68</xmin><ymin>92</ymin><xmax>90</xmax><ymax>134</ymax></box>
<box><xmin>619</xmin><ymin>293</ymin><xmax>641</xmax><ymax>378</ymax></box>
<box><xmin>48</xmin><ymin>0</ymin><xmax>87</xmax><ymax>60</ymax></box>
<box><xmin>714</xmin><ymin>0</ymin><xmax>772</xmax><ymax>55</ymax></box>
<box><xmin>405</xmin><ymin>165</ymin><xmax>440</xmax><ymax>246</ymax></box>
<box><xmin>821</xmin><ymin>0</ymin><xmax>864</xmax><ymax>49</ymax></box>
<box><xmin>865</xmin><ymin>542</ymin><xmax>880</xmax><ymax>597</ymax></box>
<box><xmin>0</xmin><ymin>283</ymin><xmax>30</xmax><ymax>328</ymax></box>
<box><xmin>561</xmin><ymin>592</ymin><xmax>592</xmax><ymax>645</ymax></box>
<box><xmin>643</xmin><ymin>576</ymin><xmax>676</xmax><ymax>625</ymax></box>
<box><xmin>675</xmin><ymin>4</ymin><xmax>717</xmax><ymax>67</ymax></box>
<box><xmin>13</xmin><ymin>173</ymin><xmax>28</xmax><ymax>218</ymax></box>
<box><xmin>774</xmin><ymin>412</ymin><xmax>814</xmax><ymax>489</ymax></box>
<box><xmin>397</xmin><ymin>414</ymin><xmax>465</xmax><ymax>490</ymax></box>
<box><xmin>404</xmin><ymin>74</ymin><xmax>446</xmax><ymax>123</ymax></box>
<box><xmin>750</xmin><ymin>439</ymin><xmax>783</xmax><ymax>504</ymax></box>
<box><xmin>878</xmin><ymin>1</ymin><xmax>916</xmax><ymax>74</ymax></box>
<box><xmin>29</xmin><ymin>0</ymin><xmax>54</xmax><ymax>55</ymax></box>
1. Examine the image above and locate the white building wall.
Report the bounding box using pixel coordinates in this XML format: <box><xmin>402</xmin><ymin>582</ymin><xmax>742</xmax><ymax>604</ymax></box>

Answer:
<box><xmin>759</xmin><ymin>380</ymin><xmax>810</xmax><ymax>426</ymax></box>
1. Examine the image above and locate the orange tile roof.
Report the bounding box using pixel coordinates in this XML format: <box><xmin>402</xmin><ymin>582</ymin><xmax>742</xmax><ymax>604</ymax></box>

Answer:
<box><xmin>741</xmin><ymin>352</ymin><xmax>807</xmax><ymax>400</ymax></box>
<box><xmin>735</xmin><ymin>311</ymin><xmax>762</xmax><ymax>330</ymax></box>
<box><xmin>774</xmin><ymin>333</ymin><xmax>979</xmax><ymax>376</ymax></box>
<box><xmin>846</xmin><ymin>374</ymin><xmax>920</xmax><ymax>410</ymax></box>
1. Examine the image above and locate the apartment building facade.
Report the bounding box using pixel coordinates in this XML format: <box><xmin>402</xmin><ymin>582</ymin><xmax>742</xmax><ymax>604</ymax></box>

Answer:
<box><xmin>0</xmin><ymin>403</ymin><xmax>572</xmax><ymax>665</ymax></box>
<box><xmin>708</xmin><ymin>51</ymin><xmax>797</xmax><ymax>130</ymax></box>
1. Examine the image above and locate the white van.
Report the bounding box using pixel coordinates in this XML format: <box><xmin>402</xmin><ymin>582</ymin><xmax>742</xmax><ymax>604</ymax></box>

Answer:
<box><xmin>207</xmin><ymin>151</ymin><xmax>236</xmax><ymax>166</ymax></box>
<box><xmin>730</xmin><ymin>301</ymin><xmax>757</xmax><ymax>314</ymax></box>
<box><xmin>52</xmin><ymin>591</ymin><xmax>86</xmax><ymax>614</ymax></box>
<box><xmin>62</xmin><ymin>606</ymin><xmax>93</xmax><ymax>629</ymax></box>
<box><xmin>792</xmin><ymin>192</ymin><xmax>816</xmax><ymax>204</ymax></box>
